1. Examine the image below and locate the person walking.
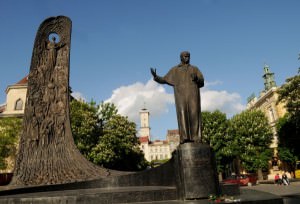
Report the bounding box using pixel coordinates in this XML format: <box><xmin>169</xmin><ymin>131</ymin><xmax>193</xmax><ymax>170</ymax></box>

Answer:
<box><xmin>282</xmin><ymin>172</ymin><xmax>290</xmax><ymax>185</ymax></box>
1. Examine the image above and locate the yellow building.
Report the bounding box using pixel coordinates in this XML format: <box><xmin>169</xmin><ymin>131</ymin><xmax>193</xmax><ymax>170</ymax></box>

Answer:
<box><xmin>0</xmin><ymin>76</ymin><xmax>28</xmax><ymax>118</ymax></box>
<box><xmin>247</xmin><ymin>65</ymin><xmax>287</xmax><ymax>179</ymax></box>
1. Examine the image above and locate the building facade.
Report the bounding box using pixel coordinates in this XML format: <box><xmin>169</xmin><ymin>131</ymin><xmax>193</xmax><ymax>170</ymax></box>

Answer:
<box><xmin>247</xmin><ymin>65</ymin><xmax>287</xmax><ymax>179</ymax></box>
<box><xmin>0</xmin><ymin>76</ymin><xmax>28</xmax><ymax>118</ymax></box>
<box><xmin>138</xmin><ymin>107</ymin><xmax>174</xmax><ymax>163</ymax></box>
<box><xmin>166</xmin><ymin>129</ymin><xmax>180</xmax><ymax>153</ymax></box>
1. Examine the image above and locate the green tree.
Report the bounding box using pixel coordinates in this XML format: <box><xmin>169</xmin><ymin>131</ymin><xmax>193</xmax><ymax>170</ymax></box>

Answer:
<box><xmin>277</xmin><ymin>71</ymin><xmax>300</xmax><ymax>116</ymax></box>
<box><xmin>276</xmin><ymin>113</ymin><xmax>299</xmax><ymax>171</ymax></box>
<box><xmin>98</xmin><ymin>101</ymin><xmax>118</xmax><ymax>131</ymax></box>
<box><xmin>202</xmin><ymin>110</ymin><xmax>230</xmax><ymax>173</ymax></box>
<box><xmin>71</xmin><ymin>100</ymin><xmax>147</xmax><ymax>171</ymax></box>
<box><xmin>89</xmin><ymin>114</ymin><xmax>147</xmax><ymax>171</ymax></box>
<box><xmin>70</xmin><ymin>99</ymin><xmax>101</xmax><ymax>157</ymax></box>
<box><xmin>276</xmin><ymin>70</ymin><xmax>300</xmax><ymax>162</ymax></box>
<box><xmin>228</xmin><ymin>110</ymin><xmax>273</xmax><ymax>177</ymax></box>
<box><xmin>277</xmin><ymin>147</ymin><xmax>297</xmax><ymax>172</ymax></box>
<box><xmin>0</xmin><ymin>117</ymin><xmax>22</xmax><ymax>170</ymax></box>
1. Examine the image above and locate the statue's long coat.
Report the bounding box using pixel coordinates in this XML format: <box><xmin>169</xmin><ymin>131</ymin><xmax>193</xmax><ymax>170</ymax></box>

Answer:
<box><xmin>155</xmin><ymin>64</ymin><xmax>204</xmax><ymax>143</ymax></box>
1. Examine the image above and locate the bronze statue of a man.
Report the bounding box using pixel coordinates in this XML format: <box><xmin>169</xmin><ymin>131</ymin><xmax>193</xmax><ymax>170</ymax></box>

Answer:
<box><xmin>151</xmin><ymin>51</ymin><xmax>204</xmax><ymax>143</ymax></box>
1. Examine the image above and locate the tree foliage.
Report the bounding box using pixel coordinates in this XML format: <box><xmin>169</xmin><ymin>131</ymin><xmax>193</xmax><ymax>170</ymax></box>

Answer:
<box><xmin>276</xmin><ymin>112</ymin><xmax>299</xmax><ymax>171</ymax></box>
<box><xmin>70</xmin><ymin>100</ymin><xmax>147</xmax><ymax>171</ymax></box>
<box><xmin>276</xmin><ymin>70</ymin><xmax>300</xmax><ymax>164</ymax></box>
<box><xmin>89</xmin><ymin>114</ymin><xmax>147</xmax><ymax>171</ymax></box>
<box><xmin>277</xmin><ymin>147</ymin><xmax>297</xmax><ymax>172</ymax></box>
<box><xmin>0</xmin><ymin>117</ymin><xmax>22</xmax><ymax>170</ymax></box>
<box><xmin>228</xmin><ymin>110</ymin><xmax>273</xmax><ymax>172</ymax></box>
<box><xmin>98</xmin><ymin>101</ymin><xmax>118</xmax><ymax>132</ymax></box>
<box><xmin>202</xmin><ymin>110</ymin><xmax>230</xmax><ymax>172</ymax></box>
<box><xmin>277</xmin><ymin>71</ymin><xmax>300</xmax><ymax>116</ymax></box>
<box><xmin>70</xmin><ymin>99</ymin><xmax>101</xmax><ymax>157</ymax></box>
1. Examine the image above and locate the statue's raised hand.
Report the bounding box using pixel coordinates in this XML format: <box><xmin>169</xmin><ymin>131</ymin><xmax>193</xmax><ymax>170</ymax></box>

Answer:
<box><xmin>150</xmin><ymin>67</ymin><xmax>157</xmax><ymax>78</ymax></box>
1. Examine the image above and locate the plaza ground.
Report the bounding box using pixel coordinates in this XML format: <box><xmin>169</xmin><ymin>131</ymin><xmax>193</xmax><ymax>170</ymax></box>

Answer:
<box><xmin>243</xmin><ymin>181</ymin><xmax>300</xmax><ymax>203</ymax></box>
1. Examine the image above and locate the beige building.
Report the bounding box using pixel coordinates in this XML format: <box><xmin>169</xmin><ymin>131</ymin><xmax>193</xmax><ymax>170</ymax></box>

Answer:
<box><xmin>247</xmin><ymin>64</ymin><xmax>287</xmax><ymax>179</ymax></box>
<box><xmin>0</xmin><ymin>76</ymin><xmax>28</xmax><ymax>118</ymax></box>
<box><xmin>138</xmin><ymin>107</ymin><xmax>173</xmax><ymax>162</ymax></box>
<box><xmin>166</xmin><ymin>129</ymin><xmax>180</xmax><ymax>153</ymax></box>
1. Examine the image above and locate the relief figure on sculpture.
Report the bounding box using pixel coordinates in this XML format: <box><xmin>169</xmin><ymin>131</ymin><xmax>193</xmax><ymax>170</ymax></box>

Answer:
<box><xmin>46</xmin><ymin>34</ymin><xmax>65</xmax><ymax>70</ymax></box>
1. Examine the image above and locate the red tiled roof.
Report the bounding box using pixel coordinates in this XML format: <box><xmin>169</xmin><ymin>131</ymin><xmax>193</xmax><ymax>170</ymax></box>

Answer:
<box><xmin>139</xmin><ymin>136</ymin><xmax>149</xmax><ymax>143</ymax></box>
<box><xmin>15</xmin><ymin>75</ymin><xmax>28</xmax><ymax>85</ymax></box>
<box><xmin>167</xmin><ymin>129</ymin><xmax>179</xmax><ymax>135</ymax></box>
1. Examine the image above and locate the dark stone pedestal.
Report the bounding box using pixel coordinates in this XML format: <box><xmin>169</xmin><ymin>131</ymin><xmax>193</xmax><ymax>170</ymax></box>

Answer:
<box><xmin>174</xmin><ymin>143</ymin><xmax>220</xmax><ymax>200</ymax></box>
<box><xmin>0</xmin><ymin>143</ymin><xmax>285</xmax><ymax>203</ymax></box>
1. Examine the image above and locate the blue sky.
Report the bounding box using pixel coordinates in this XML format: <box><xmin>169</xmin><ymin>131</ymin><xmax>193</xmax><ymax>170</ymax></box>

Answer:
<box><xmin>0</xmin><ymin>0</ymin><xmax>299</xmax><ymax>140</ymax></box>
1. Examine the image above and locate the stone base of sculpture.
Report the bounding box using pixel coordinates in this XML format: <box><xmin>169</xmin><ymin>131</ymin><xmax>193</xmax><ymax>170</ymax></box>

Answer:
<box><xmin>0</xmin><ymin>143</ymin><xmax>283</xmax><ymax>203</ymax></box>
<box><xmin>174</xmin><ymin>143</ymin><xmax>220</xmax><ymax>200</ymax></box>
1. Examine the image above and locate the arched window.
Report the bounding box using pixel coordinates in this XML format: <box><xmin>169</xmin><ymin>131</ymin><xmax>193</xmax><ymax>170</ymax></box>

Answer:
<box><xmin>15</xmin><ymin>99</ymin><xmax>23</xmax><ymax>110</ymax></box>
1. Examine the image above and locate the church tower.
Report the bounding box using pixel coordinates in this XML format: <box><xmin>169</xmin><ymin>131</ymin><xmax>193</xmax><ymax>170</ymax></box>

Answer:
<box><xmin>263</xmin><ymin>64</ymin><xmax>277</xmax><ymax>91</ymax></box>
<box><xmin>139</xmin><ymin>106</ymin><xmax>150</xmax><ymax>139</ymax></box>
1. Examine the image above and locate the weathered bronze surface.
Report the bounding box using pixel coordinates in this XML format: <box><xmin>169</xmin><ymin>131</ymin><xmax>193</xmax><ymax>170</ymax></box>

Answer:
<box><xmin>151</xmin><ymin>51</ymin><xmax>204</xmax><ymax>143</ymax></box>
<box><xmin>10</xmin><ymin>16</ymin><xmax>119</xmax><ymax>186</ymax></box>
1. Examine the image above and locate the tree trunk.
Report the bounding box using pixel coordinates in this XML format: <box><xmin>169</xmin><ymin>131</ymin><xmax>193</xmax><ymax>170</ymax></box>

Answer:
<box><xmin>257</xmin><ymin>168</ymin><xmax>263</xmax><ymax>181</ymax></box>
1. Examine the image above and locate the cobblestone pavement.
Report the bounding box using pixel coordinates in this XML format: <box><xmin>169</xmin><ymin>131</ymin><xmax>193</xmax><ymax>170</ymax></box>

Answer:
<box><xmin>242</xmin><ymin>181</ymin><xmax>300</xmax><ymax>197</ymax></box>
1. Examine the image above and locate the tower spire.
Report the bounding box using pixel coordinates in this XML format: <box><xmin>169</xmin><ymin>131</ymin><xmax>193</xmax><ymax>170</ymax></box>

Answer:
<box><xmin>262</xmin><ymin>64</ymin><xmax>276</xmax><ymax>91</ymax></box>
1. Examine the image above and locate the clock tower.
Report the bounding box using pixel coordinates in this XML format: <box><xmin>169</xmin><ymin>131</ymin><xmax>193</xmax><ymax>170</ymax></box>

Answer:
<box><xmin>139</xmin><ymin>107</ymin><xmax>150</xmax><ymax>139</ymax></box>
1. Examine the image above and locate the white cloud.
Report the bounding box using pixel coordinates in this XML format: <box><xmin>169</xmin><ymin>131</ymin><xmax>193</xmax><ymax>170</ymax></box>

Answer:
<box><xmin>105</xmin><ymin>79</ymin><xmax>174</xmax><ymax>124</ymax></box>
<box><xmin>71</xmin><ymin>91</ymin><xmax>87</xmax><ymax>102</ymax></box>
<box><xmin>105</xmin><ymin>80</ymin><xmax>246</xmax><ymax>124</ymax></box>
<box><xmin>205</xmin><ymin>80</ymin><xmax>223</xmax><ymax>87</ymax></box>
<box><xmin>201</xmin><ymin>88</ymin><xmax>245</xmax><ymax>117</ymax></box>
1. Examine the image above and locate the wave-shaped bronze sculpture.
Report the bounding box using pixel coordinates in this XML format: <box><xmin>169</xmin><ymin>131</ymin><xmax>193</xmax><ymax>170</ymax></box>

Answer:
<box><xmin>11</xmin><ymin>16</ymin><xmax>118</xmax><ymax>186</ymax></box>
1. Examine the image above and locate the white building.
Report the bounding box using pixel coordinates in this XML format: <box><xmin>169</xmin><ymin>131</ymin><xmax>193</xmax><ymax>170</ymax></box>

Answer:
<box><xmin>138</xmin><ymin>107</ymin><xmax>173</xmax><ymax>162</ymax></box>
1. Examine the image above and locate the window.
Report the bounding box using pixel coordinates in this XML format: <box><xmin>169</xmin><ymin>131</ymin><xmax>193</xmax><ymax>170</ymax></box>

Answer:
<box><xmin>268</xmin><ymin>107</ymin><xmax>275</xmax><ymax>122</ymax></box>
<box><xmin>15</xmin><ymin>99</ymin><xmax>23</xmax><ymax>110</ymax></box>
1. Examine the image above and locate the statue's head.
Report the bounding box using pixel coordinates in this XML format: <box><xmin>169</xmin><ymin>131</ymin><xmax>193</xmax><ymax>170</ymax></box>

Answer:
<box><xmin>180</xmin><ymin>51</ymin><xmax>190</xmax><ymax>64</ymax></box>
